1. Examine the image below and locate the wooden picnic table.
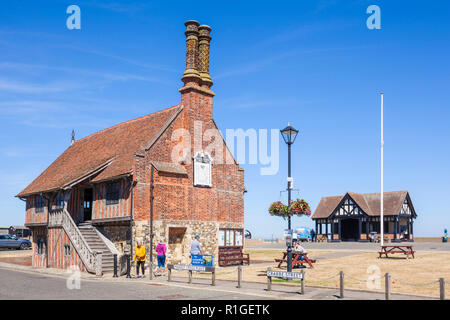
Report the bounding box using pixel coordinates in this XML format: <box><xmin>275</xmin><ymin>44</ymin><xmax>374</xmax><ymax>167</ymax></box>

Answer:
<box><xmin>378</xmin><ymin>245</ymin><xmax>415</xmax><ymax>259</ymax></box>
<box><xmin>275</xmin><ymin>251</ymin><xmax>316</xmax><ymax>269</ymax></box>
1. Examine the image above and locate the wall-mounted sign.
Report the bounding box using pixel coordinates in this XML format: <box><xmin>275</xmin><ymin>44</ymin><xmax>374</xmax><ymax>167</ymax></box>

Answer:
<box><xmin>193</xmin><ymin>152</ymin><xmax>212</xmax><ymax>187</ymax></box>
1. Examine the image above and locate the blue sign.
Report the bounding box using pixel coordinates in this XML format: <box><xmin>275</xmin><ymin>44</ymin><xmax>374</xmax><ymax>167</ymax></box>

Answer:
<box><xmin>191</xmin><ymin>254</ymin><xmax>213</xmax><ymax>267</ymax></box>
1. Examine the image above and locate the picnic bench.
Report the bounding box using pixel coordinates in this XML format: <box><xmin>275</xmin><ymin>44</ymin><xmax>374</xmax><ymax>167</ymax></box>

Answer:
<box><xmin>378</xmin><ymin>245</ymin><xmax>415</xmax><ymax>259</ymax></box>
<box><xmin>275</xmin><ymin>251</ymin><xmax>316</xmax><ymax>269</ymax></box>
<box><xmin>218</xmin><ymin>247</ymin><xmax>250</xmax><ymax>267</ymax></box>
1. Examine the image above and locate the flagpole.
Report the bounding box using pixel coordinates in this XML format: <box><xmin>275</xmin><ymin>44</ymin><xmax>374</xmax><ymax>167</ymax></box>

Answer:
<box><xmin>380</xmin><ymin>92</ymin><xmax>384</xmax><ymax>247</ymax></box>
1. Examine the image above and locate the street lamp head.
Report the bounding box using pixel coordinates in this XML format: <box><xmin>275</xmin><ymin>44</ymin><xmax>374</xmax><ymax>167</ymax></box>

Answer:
<box><xmin>280</xmin><ymin>123</ymin><xmax>299</xmax><ymax>145</ymax></box>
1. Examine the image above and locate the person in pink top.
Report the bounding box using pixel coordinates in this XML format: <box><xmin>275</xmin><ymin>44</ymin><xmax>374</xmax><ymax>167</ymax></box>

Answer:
<box><xmin>155</xmin><ymin>241</ymin><xmax>167</xmax><ymax>271</ymax></box>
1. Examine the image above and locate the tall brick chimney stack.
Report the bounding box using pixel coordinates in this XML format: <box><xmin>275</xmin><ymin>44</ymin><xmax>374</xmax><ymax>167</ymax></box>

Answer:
<box><xmin>181</xmin><ymin>20</ymin><xmax>202</xmax><ymax>87</ymax></box>
<box><xmin>198</xmin><ymin>25</ymin><xmax>213</xmax><ymax>89</ymax></box>
<box><xmin>180</xmin><ymin>20</ymin><xmax>215</xmax><ymax>120</ymax></box>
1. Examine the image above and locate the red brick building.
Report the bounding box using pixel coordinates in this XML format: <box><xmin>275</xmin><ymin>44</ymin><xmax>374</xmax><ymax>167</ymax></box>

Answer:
<box><xmin>16</xmin><ymin>21</ymin><xmax>245</xmax><ymax>273</ymax></box>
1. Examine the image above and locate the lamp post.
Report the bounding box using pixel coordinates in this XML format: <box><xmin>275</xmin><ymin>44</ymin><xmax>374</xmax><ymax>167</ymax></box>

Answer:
<box><xmin>280</xmin><ymin>123</ymin><xmax>299</xmax><ymax>272</ymax></box>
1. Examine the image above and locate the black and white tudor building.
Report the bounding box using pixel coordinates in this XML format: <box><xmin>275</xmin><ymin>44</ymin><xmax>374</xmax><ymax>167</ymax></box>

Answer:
<box><xmin>312</xmin><ymin>191</ymin><xmax>417</xmax><ymax>242</ymax></box>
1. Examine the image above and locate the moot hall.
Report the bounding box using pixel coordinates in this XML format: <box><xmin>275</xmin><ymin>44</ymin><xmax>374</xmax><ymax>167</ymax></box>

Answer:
<box><xmin>17</xmin><ymin>21</ymin><xmax>245</xmax><ymax>273</ymax></box>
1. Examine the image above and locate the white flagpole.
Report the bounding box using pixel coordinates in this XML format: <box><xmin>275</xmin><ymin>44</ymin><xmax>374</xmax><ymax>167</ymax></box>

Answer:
<box><xmin>380</xmin><ymin>92</ymin><xmax>384</xmax><ymax>247</ymax></box>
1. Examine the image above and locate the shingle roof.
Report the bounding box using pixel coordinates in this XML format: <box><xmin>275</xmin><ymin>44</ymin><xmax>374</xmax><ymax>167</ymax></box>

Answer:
<box><xmin>312</xmin><ymin>191</ymin><xmax>411</xmax><ymax>219</ymax></box>
<box><xmin>17</xmin><ymin>105</ymin><xmax>183</xmax><ymax>197</ymax></box>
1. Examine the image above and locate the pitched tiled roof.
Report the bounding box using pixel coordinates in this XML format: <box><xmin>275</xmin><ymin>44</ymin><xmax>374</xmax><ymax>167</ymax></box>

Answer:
<box><xmin>312</xmin><ymin>191</ymin><xmax>410</xmax><ymax>219</ymax></box>
<box><xmin>17</xmin><ymin>105</ymin><xmax>183</xmax><ymax>197</ymax></box>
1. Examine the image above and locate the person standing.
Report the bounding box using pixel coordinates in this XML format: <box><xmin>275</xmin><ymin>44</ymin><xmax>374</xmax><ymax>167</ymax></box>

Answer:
<box><xmin>311</xmin><ymin>228</ymin><xmax>316</xmax><ymax>242</ymax></box>
<box><xmin>155</xmin><ymin>241</ymin><xmax>167</xmax><ymax>272</ymax></box>
<box><xmin>190</xmin><ymin>234</ymin><xmax>202</xmax><ymax>257</ymax></box>
<box><xmin>133</xmin><ymin>240</ymin><xmax>146</xmax><ymax>278</ymax></box>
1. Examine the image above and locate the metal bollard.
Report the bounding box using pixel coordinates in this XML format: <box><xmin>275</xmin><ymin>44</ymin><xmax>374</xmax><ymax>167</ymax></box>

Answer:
<box><xmin>440</xmin><ymin>278</ymin><xmax>445</xmax><ymax>300</ymax></box>
<box><xmin>385</xmin><ymin>273</ymin><xmax>391</xmax><ymax>300</ymax></box>
<box><xmin>301</xmin><ymin>269</ymin><xmax>305</xmax><ymax>295</ymax></box>
<box><xmin>149</xmin><ymin>261</ymin><xmax>153</xmax><ymax>280</ymax></box>
<box><xmin>340</xmin><ymin>271</ymin><xmax>344</xmax><ymax>299</ymax></box>
<box><xmin>126</xmin><ymin>254</ymin><xmax>131</xmax><ymax>278</ymax></box>
<box><xmin>188</xmin><ymin>270</ymin><xmax>193</xmax><ymax>284</ymax></box>
<box><xmin>267</xmin><ymin>267</ymin><xmax>272</xmax><ymax>291</ymax></box>
<box><xmin>212</xmin><ymin>268</ymin><xmax>216</xmax><ymax>286</ymax></box>
<box><xmin>237</xmin><ymin>265</ymin><xmax>242</xmax><ymax>288</ymax></box>
<box><xmin>168</xmin><ymin>267</ymin><xmax>172</xmax><ymax>282</ymax></box>
<box><xmin>113</xmin><ymin>254</ymin><xmax>118</xmax><ymax>278</ymax></box>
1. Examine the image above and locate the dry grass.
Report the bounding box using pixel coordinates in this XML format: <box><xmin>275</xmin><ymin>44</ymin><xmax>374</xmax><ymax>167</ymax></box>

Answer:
<box><xmin>172</xmin><ymin>248</ymin><xmax>450</xmax><ymax>298</ymax></box>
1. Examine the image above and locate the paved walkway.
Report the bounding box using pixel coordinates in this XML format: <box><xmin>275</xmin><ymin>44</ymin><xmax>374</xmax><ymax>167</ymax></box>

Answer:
<box><xmin>0</xmin><ymin>262</ymin><xmax>435</xmax><ymax>300</ymax></box>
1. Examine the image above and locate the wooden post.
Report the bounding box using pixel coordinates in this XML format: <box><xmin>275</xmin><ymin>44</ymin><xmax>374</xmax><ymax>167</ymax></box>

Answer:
<box><xmin>267</xmin><ymin>267</ymin><xmax>272</xmax><ymax>291</ymax></box>
<box><xmin>366</xmin><ymin>221</ymin><xmax>369</xmax><ymax>241</ymax></box>
<box><xmin>188</xmin><ymin>270</ymin><xmax>193</xmax><ymax>284</ymax></box>
<box><xmin>358</xmin><ymin>219</ymin><xmax>362</xmax><ymax>241</ymax></box>
<box><xmin>440</xmin><ymin>278</ymin><xmax>445</xmax><ymax>300</ymax></box>
<box><xmin>168</xmin><ymin>267</ymin><xmax>172</xmax><ymax>282</ymax></box>
<box><xmin>237</xmin><ymin>265</ymin><xmax>242</xmax><ymax>288</ymax></box>
<box><xmin>338</xmin><ymin>219</ymin><xmax>342</xmax><ymax>241</ymax></box>
<box><xmin>340</xmin><ymin>271</ymin><xmax>344</xmax><ymax>299</ymax></box>
<box><xmin>211</xmin><ymin>268</ymin><xmax>216</xmax><ymax>286</ymax></box>
<box><xmin>385</xmin><ymin>273</ymin><xmax>391</xmax><ymax>300</ymax></box>
<box><xmin>301</xmin><ymin>269</ymin><xmax>305</xmax><ymax>294</ymax></box>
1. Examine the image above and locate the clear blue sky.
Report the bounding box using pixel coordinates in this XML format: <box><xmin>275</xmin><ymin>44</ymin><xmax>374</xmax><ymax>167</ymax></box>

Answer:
<box><xmin>0</xmin><ymin>1</ymin><xmax>449</xmax><ymax>237</ymax></box>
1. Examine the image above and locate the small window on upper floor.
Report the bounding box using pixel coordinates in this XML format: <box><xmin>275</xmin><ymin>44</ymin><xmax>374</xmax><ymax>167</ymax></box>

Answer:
<box><xmin>55</xmin><ymin>192</ymin><xmax>64</xmax><ymax>209</ymax></box>
<box><xmin>106</xmin><ymin>182</ymin><xmax>120</xmax><ymax>205</ymax></box>
<box><xmin>35</xmin><ymin>195</ymin><xmax>45</xmax><ymax>213</ymax></box>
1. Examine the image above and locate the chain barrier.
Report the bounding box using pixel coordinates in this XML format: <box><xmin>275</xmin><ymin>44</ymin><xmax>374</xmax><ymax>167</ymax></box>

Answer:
<box><xmin>306</xmin><ymin>273</ymin><xmax>340</xmax><ymax>281</ymax></box>
<box><xmin>391</xmin><ymin>277</ymin><xmax>438</xmax><ymax>287</ymax></box>
<box><xmin>345</xmin><ymin>274</ymin><xmax>369</xmax><ymax>283</ymax></box>
<box><xmin>216</xmin><ymin>268</ymin><xmax>240</xmax><ymax>275</ymax></box>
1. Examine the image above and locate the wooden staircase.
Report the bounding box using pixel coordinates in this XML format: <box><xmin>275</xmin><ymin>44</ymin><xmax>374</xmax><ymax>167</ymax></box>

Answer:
<box><xmin>78</xmin><ymin>224</ymin><xmax>115</xmax><ymax>273</ymax></box>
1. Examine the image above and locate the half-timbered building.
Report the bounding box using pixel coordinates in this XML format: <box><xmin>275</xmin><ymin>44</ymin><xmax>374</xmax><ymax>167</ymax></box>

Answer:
<box><xmin>312</xmin><ymin>191</ymin><xmax>417</xmax><ymax>242</ymax></box>
<box><xmin>16</xmin><ymin>21</ymin><xmax>245</xmax><ymax>274</ymax></box>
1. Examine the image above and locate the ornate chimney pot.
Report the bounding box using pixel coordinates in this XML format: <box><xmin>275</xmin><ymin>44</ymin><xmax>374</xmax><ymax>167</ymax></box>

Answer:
<box><xmin>181</xmin><ymin>20</ymin><xmax>202</xmax><ymax>86</ymax></box>
<box><xmin>198</xmin><ymin>25</ymin><xmax>213</xmax><ymax>88</ymax></box>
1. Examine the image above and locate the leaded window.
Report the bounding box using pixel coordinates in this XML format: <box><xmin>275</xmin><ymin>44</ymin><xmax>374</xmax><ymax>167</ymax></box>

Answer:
<box><xmin>106</xmin><ymin>182</ymin><xmax>120</xmax><ymax>205</ymax></box>
<box><xmin>55</xmin><ymin>192</ymin><xmax>64</xmax><ymax>209</ymax></box>
<box><xmin>35</xmin><ymin>195</ymin><xmax>45</xmax><ymax>213</ymax></box>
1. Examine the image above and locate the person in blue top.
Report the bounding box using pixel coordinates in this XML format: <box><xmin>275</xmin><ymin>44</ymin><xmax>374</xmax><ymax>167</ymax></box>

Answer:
<box><xmin>311</xmin><ymin>228</ymin><xmax>316</xmax><ymax>242</ymax></box>
<box><xmin>190</xmin><ymin>234</ymin><xmax>203</xmax><ymax>256</ymax></box>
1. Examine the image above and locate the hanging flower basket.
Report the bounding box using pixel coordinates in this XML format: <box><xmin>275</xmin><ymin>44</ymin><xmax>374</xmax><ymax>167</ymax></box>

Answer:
<box><xmin>268</xmin><ymin>199</ymin><xmax>311</xmax><ymax>219</ymax></box>
<box><xmin>289</xmin><ymin>199</ymin><xmax>312</xmax><ymax>216</ymax></box>
<box><xmin>268</xmin><ymin>201</ymin><xmax>288</xmax><ymax>217</ymax></box>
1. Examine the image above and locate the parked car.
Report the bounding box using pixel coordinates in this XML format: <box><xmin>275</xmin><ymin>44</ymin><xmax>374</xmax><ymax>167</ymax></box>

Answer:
<box><xmin>0</xmin><ymin>234</ymin><xmax>31</xmax><ymax>250</ymax></box>
<box><xmin>295</xmin><ymin>227</ymin><xmax>313</xmax><ymax>242</ymax></box>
